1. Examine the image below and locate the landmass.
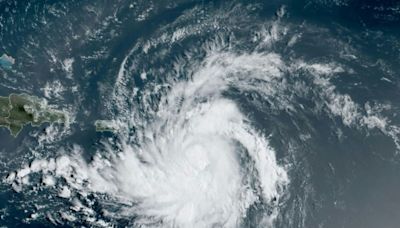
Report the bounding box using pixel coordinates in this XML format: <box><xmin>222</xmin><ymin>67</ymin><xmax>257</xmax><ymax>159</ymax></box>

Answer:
<box><xmin>0</xmin><ymin>54</ymin><xmax>15</xmax><ymax>69</ymax></box>
<box><xmin>0</xmin><ymin>94</ymin><xmax>66</xmax><ymax>136</ymax></box>
<box><xmin>94</xmin><ymin>120</ymin><xmax>120</xmax><ymax>133</ymax></box>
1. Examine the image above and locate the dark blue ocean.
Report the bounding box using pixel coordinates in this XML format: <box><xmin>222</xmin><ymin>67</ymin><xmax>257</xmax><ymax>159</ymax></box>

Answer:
<box><xmin>0</xmin><ymin>0</ymin><xmax>400</xmax><ymax>227</ymax></box>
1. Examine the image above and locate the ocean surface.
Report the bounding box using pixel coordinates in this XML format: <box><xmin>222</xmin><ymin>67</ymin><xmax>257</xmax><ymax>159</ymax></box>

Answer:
<box><xmin>0</xmin><ymin>0</ymin><xmax>400</xmax><ymax>227</ymax></box>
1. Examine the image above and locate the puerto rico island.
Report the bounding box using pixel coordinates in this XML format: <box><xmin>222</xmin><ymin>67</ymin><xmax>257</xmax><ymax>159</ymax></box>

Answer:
<box><xmin>94</xmin><ymin>120</ymin><xmax>120</xmax><ymax>133</ymax></box>
<box><xmin>0</xmin><ymin>94</ymin><xmax>66</xmax><ymax>136</ymax></box>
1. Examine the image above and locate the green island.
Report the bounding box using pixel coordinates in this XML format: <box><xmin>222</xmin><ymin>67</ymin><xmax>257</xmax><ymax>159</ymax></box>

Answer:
<box><xmin>0</xmin><ymin>94</ymin><xmax>66</xmax><ymax>136</ymax></box>
<box><xmin>94</xmin><ymin>120</ymin><xmax>120</xmax><ymax>133</ymax></box>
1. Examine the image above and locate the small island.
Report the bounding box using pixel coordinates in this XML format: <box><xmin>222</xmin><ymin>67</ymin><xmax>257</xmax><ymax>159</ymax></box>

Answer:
<box><xmin>0</xmin><ymin>94</ymin><xmax>66</xmax><ymax>136</ymax></box>
<box><xmin>0</xmin><ymin>54</ymin><xmax>15</xmax><ymax>69</ymax></box>
<box><xmin>94</xmin><ymin>120</ymin><xmax>120</xmax><ymax>133</ymax></box>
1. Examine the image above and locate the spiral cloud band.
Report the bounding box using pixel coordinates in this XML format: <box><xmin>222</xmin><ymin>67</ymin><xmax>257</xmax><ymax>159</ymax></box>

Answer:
<box><xmin>6</xmin><ymin>50</ymin><xmax>290</xmax><ymax>227</ymax></box>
